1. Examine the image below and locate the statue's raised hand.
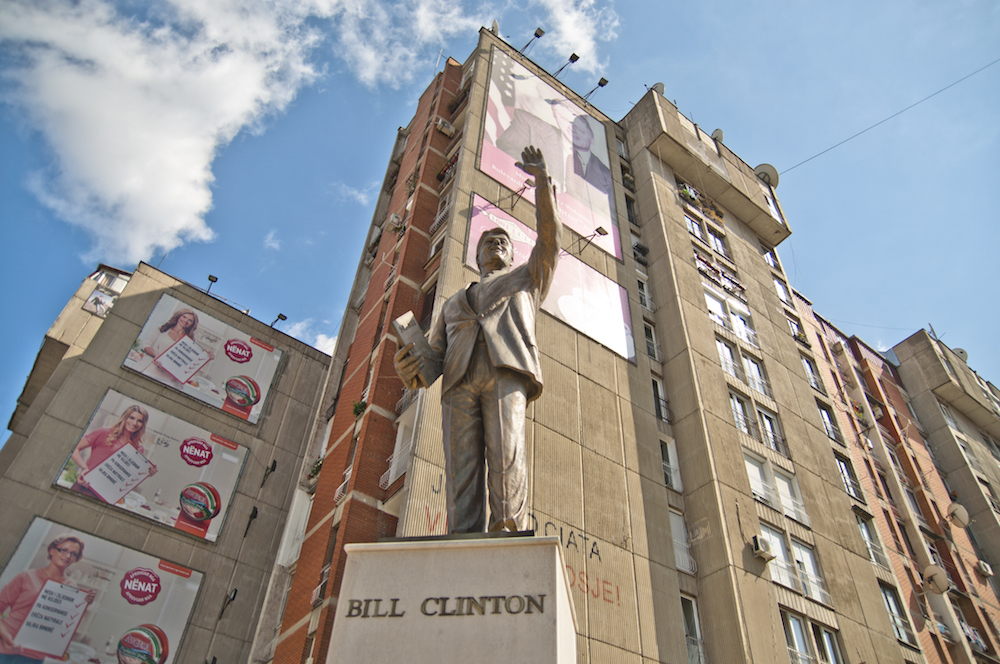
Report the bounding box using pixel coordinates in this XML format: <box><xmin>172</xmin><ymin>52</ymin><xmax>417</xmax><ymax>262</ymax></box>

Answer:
<box><xmin>515</xmin><ymin>145</ymin><xmax>548</xmax><ymax>184</ymax></box>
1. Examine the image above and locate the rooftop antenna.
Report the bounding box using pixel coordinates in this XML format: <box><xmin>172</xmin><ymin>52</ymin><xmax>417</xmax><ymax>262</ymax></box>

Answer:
<box><xmin>519</xmin><ymin>27</ymin><xmax>544</xmax><ymax>54</ymax></box>
<box><xmin>553</xmin><ymin>53</ymin><xmax>579</xmax><ymax>78</ymax></box>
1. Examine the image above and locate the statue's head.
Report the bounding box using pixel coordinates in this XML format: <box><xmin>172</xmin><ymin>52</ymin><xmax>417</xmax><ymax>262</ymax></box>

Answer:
<box><xmin>476</xmin><ymin>227</ymin><xmax>513</xmax><ymax>274</ymax></box>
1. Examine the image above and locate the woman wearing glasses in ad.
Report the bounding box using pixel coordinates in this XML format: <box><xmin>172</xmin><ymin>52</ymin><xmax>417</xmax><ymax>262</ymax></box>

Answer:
<box><xmin>0</xmin><ymin>535</ymin><xmax>96</xmax><ymax>663</ymax></box>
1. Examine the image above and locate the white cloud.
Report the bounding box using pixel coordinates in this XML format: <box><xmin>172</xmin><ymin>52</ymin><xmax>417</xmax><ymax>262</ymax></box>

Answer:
<box><xmin>530</xmin><ymin>0</ymin><xmax>620</xmax><ymax>74</ymax></box>
<box><xmin>0</xmin><ymin>0</ymin><xmax>618</xmax><ymax>263</ymax></box>
<box><xmin>332</xmin><ymin>180</ymin><xmax>378</xmax><ymax>206</ymax></box>
<box><xmin>264</xmin><ymin>229</ymin><xmax>281</xmax><ymax>250</ymax></box>
<box><xmin>283</xmin><ymin>317</ymin><xmax>337</xmax><ymax>354</ymax></box>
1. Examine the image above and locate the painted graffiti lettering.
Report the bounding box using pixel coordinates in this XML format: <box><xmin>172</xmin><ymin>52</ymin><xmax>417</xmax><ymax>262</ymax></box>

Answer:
<box><xmin>564</xmin><ymin>564</ymin><xmax>620</xmax><ymax>606</ymax></box>
<box><xmin>532</xmin><ymin>517</ymin><xmax>602</xmax><ymax>561</ymax></box>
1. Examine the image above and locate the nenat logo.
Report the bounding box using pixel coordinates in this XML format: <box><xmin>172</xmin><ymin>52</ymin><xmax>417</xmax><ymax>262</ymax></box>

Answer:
<box><xmin>224</xmin><ymin>339</ymin><xmax>252</xmax><ymax>363</ymax></box>
<box><xmin>180</xmin><ymin>438</ymin><xmax>213</xmax><ymax>467</ymax></box>
<box><xmin>120</xmin><ymin>568</ymin><xmax>162</xmax><ymax>605</ymax></box>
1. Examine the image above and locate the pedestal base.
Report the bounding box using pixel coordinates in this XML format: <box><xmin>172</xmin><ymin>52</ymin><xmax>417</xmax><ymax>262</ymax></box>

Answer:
<box><xmin>326</xmin><ymin>535</ymin><xmax>577</xmax><ymax>663</ymax></box>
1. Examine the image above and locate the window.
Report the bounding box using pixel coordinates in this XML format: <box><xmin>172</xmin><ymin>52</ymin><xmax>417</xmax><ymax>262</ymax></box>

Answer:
<box><xmin>788</xmin><ymin>316</ymin><xmax>810</xmax><ymax>346</ymax></box>
<box><xmin>652</xmin><ymin>377</ymin><xmax>670</xmax><ymax>423</ymax></box>
<box><xmin>707</xmin><ymin>227</ymin><xmax>731</xmax><ymax>260</ymax></box>
<box><xmin>661</xmin><ymin>440</ymin><xmax>681</xmax><ymax>491</ymax></box>
<box><xmin>811</xmin><ymin>623</ymin><xmax>845</xmax><ymax>664</ymax></box>
<box><xmin>801</xmin><ymin>355</ymin><xmax>825</xmax><ymax>394</ymax></box>
<box><xmin>761</xmin><ymin>244</ymin><xmax>779</xmax><ymax>269</ymax></box>
<box><xmin>757</xmin><ymin>407</ymin><xmax>787</xmax><ymax>456</ymax></box>
<box><xmin>783</xmin><ymin>612</ymin><xmax>814</xmax><ymax>664</ymax></box>
<box><xmin>835</xmin><ymin>455</ymin><xmax>865</xmax><ymax>502</ymax></box>
<box><xmin>857</xmin><ymin>515</ymin><xmax>890</xmax><ymax>569</ymax></box>
<box><xmin>774</xmin><ymin>470</ymin><xmax>809</xmax><ymax>525</ymax></box>
<box><xmin>745</xmin><ymin>454</ymin><xmax>776</xmax><ymax>505</ymax></box>
<box><xmin>939</xmin><ymin>401</ymin><xmax>958</xmax><ymax>429</ymax></box>
<box><xmin>637</xmin><ymin>276</ymin><xmax>653</xmax><ymax>309</ymax></box>
<box><xmin>704</xmin><ymin>288</ymin><xmax>758</xmax><ymax>347</ymax></box>
<box><xmin>625</xmin><ymin>196</ymin><xmax>639</xmax><ymax>226</ymax></box>
<box><xmin>685</xmin><ymin>213</ymin><xmax>705</xmax><ymax>241</ymax></box>
<box><xmin>731</xmin><ymin>393</ymin><xmax>757</xmax><ymax>438</ymax></box>
<box><xmin>671</xmin><ymin>511</ymin><xmax>697</xmax><ymax>574</ymax></box>
<box><xmin>792</xmin><ymin>540</ymin><xmax>830</xmax><ymax>603</ymax></box>
<box><xmin>880</xmin><ymin>583</ymin><xmax>918</xmax><ymax>646</ymax></box>
<box><xmin>743</xmin><ymin>355</ymin><xmax>772</xmax><ymax>398</ymax></box>
<box><xmin>817</xmin><ymin>402</ymin><xmax>843</xmax><ymax>444</ymax></box>
<box><xmin>760</xmin><ymin>524</ymin><xmax>799</xmax><ymax>591</ymax></box>
<box><xmin>717</xmin><ymin>338</ymin><xmax>743</xmax><ymax>380</ymax></box>
<box><xmin>680</xmin><ymin>596</ymin><xmax>705</xmax><ymax>664</ymax></box>
<box><xmin>774</xmin><ymin>277</ymin><xmax>791</xmax><ymax>304</ymax></box>
<box><xmin>644</xmin><ymin>322</ymin><xmax>659</xmax><ymax>360</ymax></box>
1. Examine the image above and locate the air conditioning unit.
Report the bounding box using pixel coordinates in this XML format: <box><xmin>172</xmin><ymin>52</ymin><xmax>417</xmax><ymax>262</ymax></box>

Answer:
<box><xmin>832</xmin><ymin>341</ymin><xmax>845</xmax><ymax>355</ymax></box>
<box><xmin>436</xmin><ymin>118</ymin><xmax>456</xmax><ymax>137</ymax></box>
<box><xmin>978</xmin><ymin>560</ymin><xmax>994</xmax><ymax>577</ymax></box>
<box><xmin>386</xmin><ymin>212</ymin><xmax>401</xmax><ymax>228</ymax></box>
<box><xmin>752</xmin><ymin>535</ymin><xmax>776</xmax><ymax>562</ymax></box>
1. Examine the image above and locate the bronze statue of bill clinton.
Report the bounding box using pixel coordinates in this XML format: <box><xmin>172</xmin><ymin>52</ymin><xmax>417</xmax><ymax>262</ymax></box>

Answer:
<box><xmin>394</xmin><ymin>146</ymin><xmax>562</xmax><ymax>533</ymax></box>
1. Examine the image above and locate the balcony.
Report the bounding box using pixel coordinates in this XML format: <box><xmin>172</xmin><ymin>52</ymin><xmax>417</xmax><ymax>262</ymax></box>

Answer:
<box><xmin>379</xmin><ymin>441</ymin><xmax>411</xmax><ymax>490</ymax></box>
<box><xmin>311</xmin><ymin>564</ymin><xmax>331</xmax><ymax>607</ymax></box>
<box><xmin>793</xmin><ymin>331</ymin><xmax>812</xmax><ymax>348</ymax></box>
<box><xmin>333</xmin><ymin>466</ymin><xmax>353</xmax><ymax>505</ymax></box>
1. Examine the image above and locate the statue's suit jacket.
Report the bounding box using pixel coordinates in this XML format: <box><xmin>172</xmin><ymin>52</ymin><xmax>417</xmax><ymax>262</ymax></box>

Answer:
<box><xmin>425</xmin><ymin>220</ymin><xmax>560</xmax><ymax>402</ymax></box>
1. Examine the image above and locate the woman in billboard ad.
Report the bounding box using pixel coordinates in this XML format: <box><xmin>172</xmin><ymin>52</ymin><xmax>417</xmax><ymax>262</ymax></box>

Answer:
<box><xmin>0</xmin><ymin>519</ymin><xmax>202</xmax><ymax>664</ymax></box>
<box><xmin>123</xmin><ymin>295</ymin><xmax>283</xmax><ymax>424</ymax></box>
<box><xmin>67</xmin><ymin>405</ymin><xmax>157</xmax><ymax>501</ymax></box>
<box><xmin>0</xmin><ymin>535</ymin><xmax>95</xmax><ymax>663</ymax></box>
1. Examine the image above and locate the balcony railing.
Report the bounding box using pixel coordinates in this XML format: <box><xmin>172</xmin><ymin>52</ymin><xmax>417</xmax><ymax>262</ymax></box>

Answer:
<box><xmin>333</xmin><ymin>466</ymin><xmax>353</xmax><ymax>505</ymax></box>
<box><xmin>749</xmin><ymin>476</ymin><xmax>779</xmax><ymax>508</ymax></box>
<box><xmin>733</xmin><ymin>411</ymin><xmax>761</xmax><ymax>442</ymax></box>
<box><xmin>769</xmin><ymin>558</ymin><xmax>802</xmax><ymax>592</ymax></box>
<box><xmin>806</xmin><ymin>373</ymin><xmax>826</xmax><ymax>395</ymax></box>
<box><xmin>822</xmin><ymin>420</ymin><xmax>845</xmax><ymax>445</ymax></box>
<box><xmin>887</xmin><ymin>612</ymin><xmax>918</xmax><ymax>646</ymax></box>
<box><xmin>663</xmin><ymin>460</ymin><xmax>678</xmax><ymax>490</ymax></box>
<box><xmin>864</xmin><ymin>539</ymin><xmax>891</xmax><ymax>569</ymax></box>
<box><xmin>720</xmin><ymin>358</ymin><xmax>745</xmax><ymax>381</ymax></box>
<box><xmin>673</xmin><ymin>539</ymin><xmax>697</xmax><ymax>575</ymax></box>
<box><xmin>655</xmin><ymin>397</ymin><xmax>672</xmax><ymax>423</ymax></box>
<box><xmin>842</xmin><ymin>475</ymin><xmax>866</xmax><ymax>503</ymax></box>
<box><xmin>311</xmin><ymin>564</ymin><xmax>331</xmax><ymax>607</ymax></box>
<box><xmin>988</xmin><ymin>495</ymin><xmax>1000</xmax><ymax>515</ymax></box>
<box><xmin>798</xmin><ymin>568</ymin><xmax>832</xmax><ymax>604</ymax></box>
<box><xmin>686</xmin><ymin>637</ymin><xmax>706</xmax><ymax>664</ymax></box>
<box><xmin>787</xmin><ymin>647</ymin><xmax>818</xmax><ymax>664</ymax></box>
<box><xmin>738</xmin><ymin>326</ymin><xmax>760</xmax><ymax>348</ymax></box>
<box><xmin>761</xmin><ymin>427</ymin><xmax>789</xmax><ymax>457</ymax></box>
<box><xmin>780</xmin><ymin>493</ymin><xmax>811</xmax><ymax>527</ymax></box>
<box><xmin>746</xmin><ymin>374</ymin><xmax>773</xmax><ymax>399</ymax></box>
<box><xmin>379</xmin><ymin>441</ymin><xmax>412</xmax><ymax>490</ymax></box>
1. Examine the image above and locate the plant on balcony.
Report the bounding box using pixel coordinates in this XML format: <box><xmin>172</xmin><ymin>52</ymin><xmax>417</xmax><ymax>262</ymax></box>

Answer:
<box><xmin>792</xmin><ymin>332</ymin><xmax>811</xmax><ymax>347</ymax></box>
<box><xmin>352</xmin><ymin>400</ymin><xmax>367</xmax><ymax>417</ymax></box>
<box><xmin>678</xmin><ymin>184</ymin><xmax>698</xmax><ymax>204</ymax></box>
<box><xmin>308</xmin><ymin>458</ymin><xmax>323</xmax><ymax>479</ymax></box>
<box><xmin>851</xmin><ymin>400</ymin><xmax>870</xmax><ymax>427</ymax></box>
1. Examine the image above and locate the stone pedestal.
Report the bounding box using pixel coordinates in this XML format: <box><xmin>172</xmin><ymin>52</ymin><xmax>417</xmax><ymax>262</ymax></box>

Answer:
<box><xmin>325</xmin><ymin>535</ymin><xmax>577</xmax><ymax>663</ymax></box>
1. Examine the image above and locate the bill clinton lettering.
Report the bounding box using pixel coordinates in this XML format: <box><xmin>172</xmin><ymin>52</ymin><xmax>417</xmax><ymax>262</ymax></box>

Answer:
<box><xmin>395</xmin><ymin>146</ymin><xmax>561</xmax><ymax>533</ymax></box>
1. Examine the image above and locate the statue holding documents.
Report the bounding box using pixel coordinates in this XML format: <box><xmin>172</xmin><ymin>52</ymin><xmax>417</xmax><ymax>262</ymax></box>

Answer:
<box><xmin>394</xmin><ymin>146</ymin><xmax>562</xmax><ymax>533</ymax></box>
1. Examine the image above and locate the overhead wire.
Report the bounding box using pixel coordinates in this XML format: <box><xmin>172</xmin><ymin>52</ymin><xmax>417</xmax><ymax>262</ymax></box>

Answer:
<box><xmin>781</xmin><ymin>56</ymin><xmax>1000</xmax><ymax>175</ymax></box>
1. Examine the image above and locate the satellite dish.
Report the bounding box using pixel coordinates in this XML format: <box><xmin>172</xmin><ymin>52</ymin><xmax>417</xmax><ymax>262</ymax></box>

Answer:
<box><xmin>711</xmin><ymin>128</ymin><xmax>724</xmax><ymax>143</ymax></box>
<box><xmin>922</xmin><ymin>565</ymin><xmax>950</xmax><ymax>594</ymax></box>
<box><xmin>651</xmin><ymin>82</ymin><xmax>665</xmax><ymax>96</ymax></box>
<box><xmin>954</xmin><ymin>348</ymin><xmax>968</xmax><ymax>362</ymax></box>
<box><xmin>490</xmin><ymin>20</ymin><xmax>499</xmax><ymax>35</ymax></box>
<box><xmin>947</xmin><ymin>502</ymin><xmax>970</xmax><ymax>528</ymax></box>
<box><xmin>755</xmin><ymin>163</ymin><xmax>779</xmax><ymax>188</ymax></box>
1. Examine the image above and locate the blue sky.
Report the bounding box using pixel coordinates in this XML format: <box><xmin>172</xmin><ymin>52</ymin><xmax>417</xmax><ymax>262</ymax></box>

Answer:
<box><xmin>2</xmin><ymin>0</ymin><xmax>998</xmax><ymax>441</ymax></box>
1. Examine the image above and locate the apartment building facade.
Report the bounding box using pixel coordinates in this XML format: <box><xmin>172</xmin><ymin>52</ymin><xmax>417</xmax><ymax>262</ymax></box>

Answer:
<box><xmin>273</xmin><ymin>25</ymin><xmax>1000</xmax><ymax>664</ymax></box>
<box><xmin>0</xmin><ymin>263</ymin><xmax>330</xmax><ymax>664</ymax></box>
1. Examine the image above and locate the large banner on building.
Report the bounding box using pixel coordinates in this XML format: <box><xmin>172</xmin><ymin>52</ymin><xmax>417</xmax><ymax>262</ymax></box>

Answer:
<box><xmin>123</xmin><ymin>294</ymin><xmax>282</xmax><ymax>423</ymax></box>
<box><xmin>55</xmin><ymin>390</ymin><xmax>247</xmax><ymax>542</ymax></box>
<box><xmin>0</xmin><ymin>518</ymin><xmax>201</xmax><ymax>664</ymax></box>
<box><xmin>467</xmin><ymin>195</ymin><xmax>634</xmax><ymax>359</ymax></box>
<box><xmin>480</xmin><ymin>46</ymin><xmax>622</xmax><ymax>260</ymax></box>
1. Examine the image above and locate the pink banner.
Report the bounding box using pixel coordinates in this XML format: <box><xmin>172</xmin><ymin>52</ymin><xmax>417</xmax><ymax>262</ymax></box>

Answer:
<box><xmin>467</xmin><ymin>195</ymin><xmax>633</xmax><ymax>359</ymax></box>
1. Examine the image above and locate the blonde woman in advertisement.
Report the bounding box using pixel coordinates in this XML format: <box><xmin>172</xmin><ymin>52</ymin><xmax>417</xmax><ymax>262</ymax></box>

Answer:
<box><xmin>0</xmin><ymin>535</ymin><xmax>96</xmax><ymax>663</ymax></box>
<box><xmin>70</xmin><ymin>405</ymin><xmax>156</xmax><ymax>500</ymax></box>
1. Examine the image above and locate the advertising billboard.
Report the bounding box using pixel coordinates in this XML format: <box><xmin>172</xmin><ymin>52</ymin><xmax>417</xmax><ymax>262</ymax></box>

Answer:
<box><xmin>467</xmin><ymin>194</ymin><xmax>634</xmax><ymax>359</ymax></box>
<box><xmin>55</xmin><ymin>390</ymin><xmax>247</xmax><ymax>542</ymax></box>
<box><xmin>480</xmin><ymin>47</ymin><xmax>621</xmax><ymax>260</ymax></box>
<box><xmin>123</xmin><ymin>294</ymin><xmax>282</xmax><ymax>423</ymax></box>
<box><xmin>0</xmin><ymin>518</ymin><xmax>202</xmax><ymax>664</ymax></box>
